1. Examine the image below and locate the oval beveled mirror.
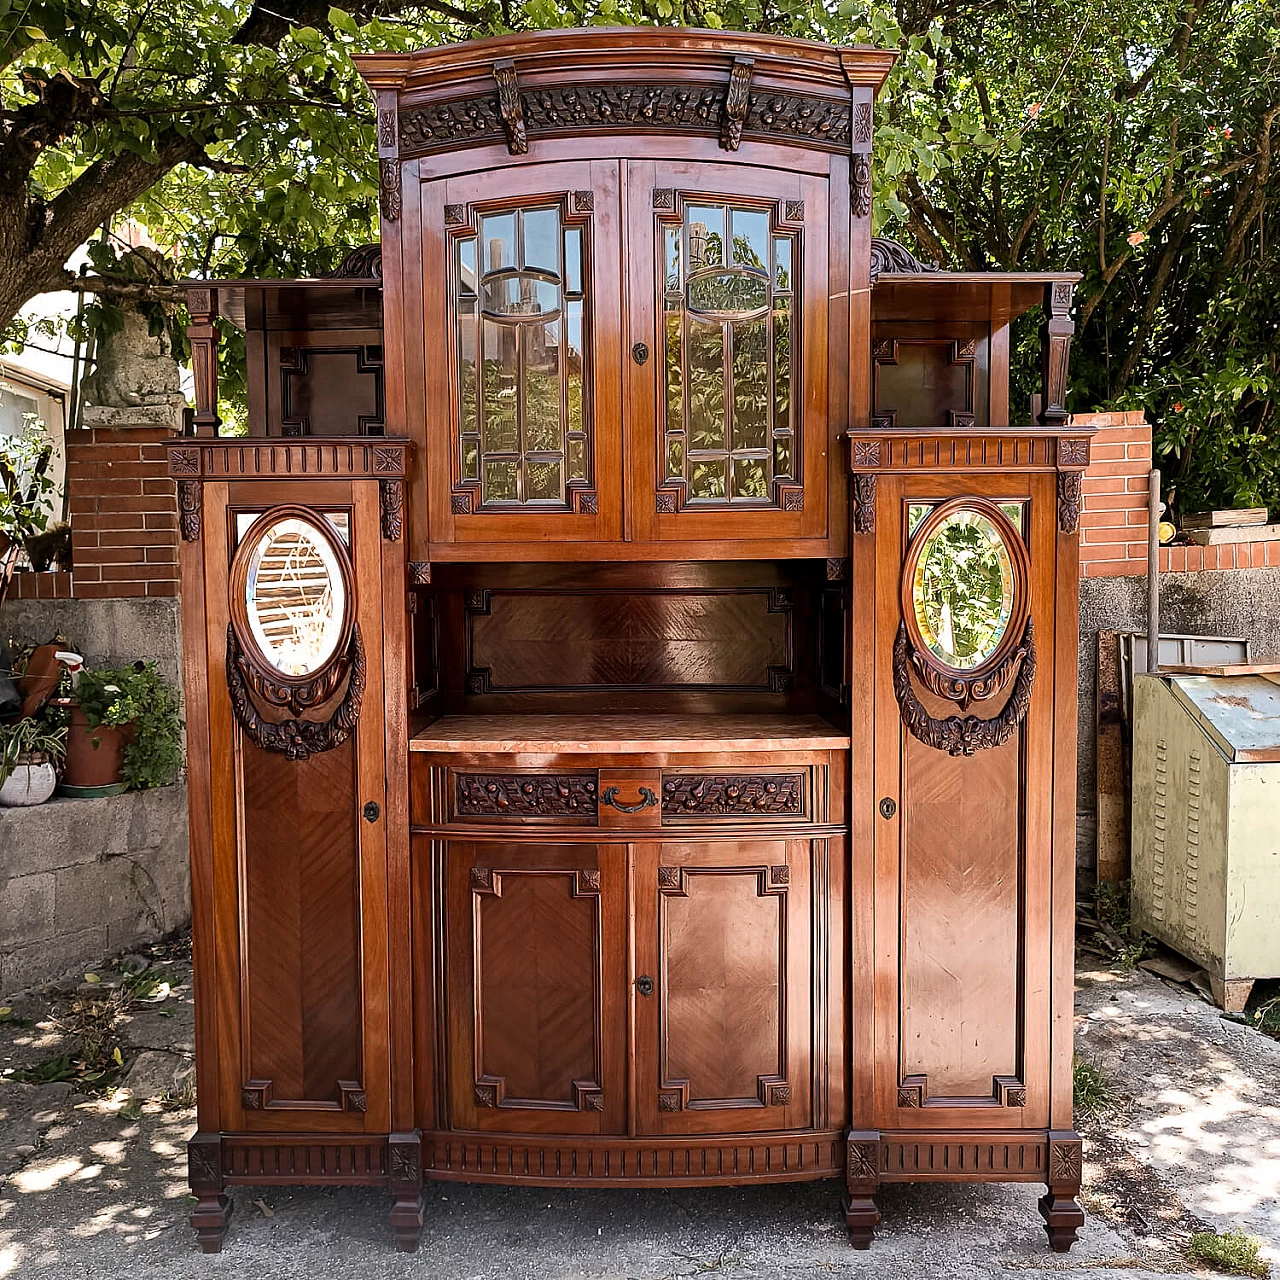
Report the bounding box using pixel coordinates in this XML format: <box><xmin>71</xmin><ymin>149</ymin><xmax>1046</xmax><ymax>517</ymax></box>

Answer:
<box><xmin>239</xmin><ymin>511</ymin><xmax>351</xmax><ymax>678</ymax></box>
<box><xmin>906</xmin><ymin>501</ymin><xmax>1026</xmax><ymax>674</ymax></box>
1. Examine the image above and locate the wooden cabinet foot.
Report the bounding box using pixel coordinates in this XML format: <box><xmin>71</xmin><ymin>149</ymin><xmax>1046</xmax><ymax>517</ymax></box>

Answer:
<box><xmin>188</xmin><ymin>1133</ymin><xmax>231</xmax><ymax>1252</ymax></box>
<box><xmin>191</xmin><ymin>1193</ymin><xmax>233</xmax><ymax>1252</ymax></box>
<box><xmin>1038</xmin><ymin>1190</ymin><xmax>1084</xmax><ymax>1252</ymax></box>
<box><xmin>388</xmin><ymin>1130</ymin><xmax>424</xmax><ymax>1252</ymax></box>
<box><xmin>842</xmin><ymin>1194</ymin><xmax>880</xmax><ymax>1248</ymax></box>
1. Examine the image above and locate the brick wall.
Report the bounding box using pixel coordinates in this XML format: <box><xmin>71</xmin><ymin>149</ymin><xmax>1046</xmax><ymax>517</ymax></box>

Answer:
<box><xmin>64</xmin><ymin>423</ymin><xmax>179</xmax><ymax>598</ymax></box>
<box><xmin>6</xmin><ymin>570</ymin><xmax>72</xmax><ymax>600</ymax></box>
<box><xmin>1076</xmin><ymin>411</ymin><xmax>1280</xmax><ymax>576</ymax></box>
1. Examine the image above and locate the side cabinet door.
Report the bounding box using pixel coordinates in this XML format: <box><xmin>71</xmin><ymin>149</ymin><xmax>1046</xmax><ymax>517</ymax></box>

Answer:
<box><xmin>872</xmin><ymin>474</ymin><xmax>1054</xmax><ymax>1129</ymax></box>
<box><xmin>624</xmin><ymin>158</ymin><xmax>839</xmax><ymax>552</ymax></box>
<box><xmin>634</xmin><ymin>840</ymin><xmax>811</xmax><ymax>1135</ymax></box>
<box><xmin>207</xmin><ymin>478</ymin><xmax>394</xmax><ymax>1133</ymax></box>
<box><xmin>415</xmin><ymin>159</ymin><xmax>623</xmax><ymax>548</ymax></box>
<box><xmin>442</xmin><ymin>841</ymin><xmax>627</xmax><ymax>1134</ymax></box>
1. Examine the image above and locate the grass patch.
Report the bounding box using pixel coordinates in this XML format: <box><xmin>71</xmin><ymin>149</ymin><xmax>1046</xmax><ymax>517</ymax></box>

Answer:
<box><xmin>1187</xmin><ymin>1230</ymin><xmax>1270</xmax><ymax>1277</ymax></box>
<box><xmin>1073</xmin><ymin>1054</ymin><xmax>1114</xmax><ymax>1118</ymax></box>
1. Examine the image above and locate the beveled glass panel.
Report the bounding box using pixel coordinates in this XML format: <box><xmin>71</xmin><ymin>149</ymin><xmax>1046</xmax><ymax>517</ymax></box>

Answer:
<box><xmin>563</xmin><ymin>228</ymin><xmax>582</xmax><ymax>295</ymax></box>
<box><xmin>773</xmin><ymin>296</ymin><xmax>791</xmax><ymax>435</ymax></box>
<box><xmin>908</xmin><ymin>503</ymin><xmax>935</xmax><ymax>535</ymax></box>
<box><xmin>244</xmin><ymin>516</ymin><xmax>346</xmax><ymax>677</ymax></box>
<box><xmin>567</xmin><ymin>437</ymin><xmax>587</xmax><ymax>481</ymax></box>
<box><xmin>479</xmin><ymin>212</ymin><xmax>516</xmax><ymax>271</ymax></box>
<box><xmin>911</xmin><ymin>509</ymin><xmax>1016</xmax><ymax>671</ymax></box>
<box><xmin>482</xmin><ymin>274</ymin><xmax>559</xmax><ymax>318</ymax></box>
<box><xmin>773</xmin><ymin>433</ymin><xmax>792</xmax><ymax>479</ymax></box>
<box><xmin>688</xmin><ymin>270</ymin><xmax>768</xmax><ymax>318</ymax></box>
<box><xmin>731</xmin><ymin>208</ymin><xmax>769</xmax><ymax>271</ymax></box>
<box><xmin>480</xmin><ymin>320</ymin><xmax>518</xmax><ymax>453</ymax></box>
<box><xmin>461</xmin><ymin>438</ymin><xmax>479</xmax><ymax>481</ymax></box>
<box><xmin>484</xmin><ymin>458</ymin><xmax>518</xmax><ymax>502</ymax></box>
<box><xmin>688</xmin><ymin>321</ymin><xmax>726</xmax><ymax>451</ymax></box>
<box><xmin>666</xmin><ymin>433</ymin><xmax>684</xmax><ymax>481</ymax></box>
<box><xmin>689</xmin><ymin>458</ymin><xmax>726</xmax><ymax>499</ymax></box>
<box><xmin>526</xmin><ymin>460</ymin><xmax>562</xmax><ymax>502</ymax></box>
<box><xmin>732</xmin><ymin>456</ymin><xmax>768</xmax><ymax>500</ymax></box>
<box><xmin>732</xmin><ymin>317</ymin><xmax>768</xmax><ymax>450</ymax></box>
<box><xmin>457</xmin><ymin>237</ymin><xmax>477</xmax><ymax>289</ymax></box>
<box><xmin>525</xmin><ymin>318</ymin><xmax>562</xmax><ymax>454</ymax></box>
<box><xmin>457</xmin><ymin>296</ymin><xmax>478</xmax><ymax>436</ymax></box>
<box><xmin>773</xmin><ymin>236</ymin><xmax>792</xmax><ymax>291</ymax></box>
<box><xmin>687</xmin><ymin>206</ymin><xmax>724</xmax><ymax>268</ymax></box>
<box><xmin>664</xmin><ymin>225</ymin><xmax>681</xmax><ymax>293</ymax></box>
<box><xmin>664</xmin><ymin>308</ymin><xmax>682</xmax><ymax>435</ymax></box>
<box><xmin>523</xmin><ymin>207</ymin><xmax>560</xmax><ymax>273</ymax></box>
<box><xmin>566</xmin><ymin>300</ymin><xmax>583</xmax><ymax>436</ymax></box>
<box><xmin>1000</xmin><ymin>502</ymin><xmax>1025</xmax><ymax>533</ymax></box>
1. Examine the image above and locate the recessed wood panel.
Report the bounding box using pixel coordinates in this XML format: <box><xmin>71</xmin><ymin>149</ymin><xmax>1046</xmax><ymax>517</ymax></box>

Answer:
<box><xmin>663</xmin><ymin>867</ymin><xmax>784</xmax><ymax>1104</ymax></box>
<box><xmin>474</xmin><ymin>869</ymin><xmax>600</xmax><ymax>1106</ymax></box>
<box><xmin>900</xmin><ymin>708</ymin><xmax>1022</xmax><ymax>1099</ymax></box>
<box><xmin>466</xmin><ymin>588</ymin><xmax>792</xmax><ymax>693</ymax></box>
<box><xmin>241</xmin><ymin>737</ymin><xmax>362</xmax><ymax>1105</ymax></box>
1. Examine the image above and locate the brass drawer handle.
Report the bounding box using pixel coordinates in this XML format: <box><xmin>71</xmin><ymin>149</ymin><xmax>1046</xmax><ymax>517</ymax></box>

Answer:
<box><xmin>600</xmin><ymin>785</ymin><xmax>658</xmax><ymax>814</ymax></box>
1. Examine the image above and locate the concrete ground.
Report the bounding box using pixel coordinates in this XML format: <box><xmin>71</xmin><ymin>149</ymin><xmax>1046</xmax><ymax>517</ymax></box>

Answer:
<box><xmin>1</xmin><ymin>941</ymin><xmax>1275</xmax><ymax>1280</ymax></box>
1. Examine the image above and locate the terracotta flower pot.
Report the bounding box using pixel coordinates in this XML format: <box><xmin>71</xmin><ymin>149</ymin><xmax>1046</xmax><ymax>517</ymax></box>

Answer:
<box><xmin>63</xmin><ymin>705</ymin><xmax>134</xmax><ymax>788</ymax></box>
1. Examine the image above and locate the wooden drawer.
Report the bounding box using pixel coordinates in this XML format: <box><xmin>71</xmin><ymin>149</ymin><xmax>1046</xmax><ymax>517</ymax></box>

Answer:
<box><xmin>411</xmin><ymin>758</ymin><xmax>832</xmax><ymax>831</ymax></box>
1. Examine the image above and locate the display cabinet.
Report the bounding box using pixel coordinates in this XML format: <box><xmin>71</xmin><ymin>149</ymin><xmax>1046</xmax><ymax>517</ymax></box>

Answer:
<box><xmin>171</xmin><ymin>26</ymin><xmax>1091</xmax><ymax>1259</ymax></box>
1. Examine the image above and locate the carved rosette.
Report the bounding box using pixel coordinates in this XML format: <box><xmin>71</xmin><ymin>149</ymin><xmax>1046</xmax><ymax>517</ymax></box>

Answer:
<box><xmin>846</xmin><ymin>1136</ymin><xmax>880</xmax><ymax>1185</ymax></box>
<box><xmin>187</xmin><ymin>1136</ymin><xmax>222</xmax><ymax>1190</ymax></box>
<box><xmin>408</xmin><ymin>561</ymin><xmax>432</xmax><ymax>586</ymax></box>
<box><xmin>226</xmin><ymin>624</ymin><xmax>365</xmax><ymax>761</ymax></box>
<box><xmin>660</xmin><ymin>773</ymin><xmax>804</xmax><ymax>817</ymax></box>
<box><xmin>893</xmin><ymin>618</ymin><xmax>1036</xmax><ymax>757</ymax></box>
<box><xmin>455</xmin><ymin>773</ymin><xmax>599</xmax><ymax>819</ymax></box>
<box><xmin>1048</xmin><ymin>1133</ymin><xmax>1083</xmax><ymax>1187</ymax></box>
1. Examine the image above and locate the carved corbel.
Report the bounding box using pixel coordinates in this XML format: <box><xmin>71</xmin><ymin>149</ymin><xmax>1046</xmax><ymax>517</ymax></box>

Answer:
<box><xmin>720</xmin><ymin>57</ymin><xmax>753</xmax><ymax>150</ymax></box>
<box><xmin>380</xmin><ymin>478</ymin><xmax>404</xmax><ymax>541</ymax></box>
<box><xmin>852</xmin><ymin>474</ymin><xmax>877</xmax><ymax>534</ymax></box>
<box><xmin>493</xmin><ymin>60</ymin><xmax>527</xmax><ymax>154</ymax></box>
<box><xmin>851</xmin><ymin>151</ymin><xmax>873</xmax><ymax>219</ymax></box>
<box><xmin>379</xmin><ymin>159</ymin><xmax>401</xmax><ymax>222</ymax></box>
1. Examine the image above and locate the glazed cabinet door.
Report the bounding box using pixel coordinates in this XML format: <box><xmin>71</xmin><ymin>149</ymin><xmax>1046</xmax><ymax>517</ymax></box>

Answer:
<box><xmin>634</xmin><ymin>839</ymin><xmax>812</xmax><ymax>1135</ymax></box>
<box><xmin>418</xmin><ymin>160</ymin><xmax>623</xmax><ymax>547</ymax></box>
<box><xmin>625</xmin><ymin>160</ymin><xmax>837</xmax><ymax>551</ymax></box>
<box><xmin>442</xmin><ymin>840</ymin><xmax>628</xmax><ymax>1133</ymax></box>
<box><xmin>871</xmin><ymin>474</ymin><xmax>1055</xmax><ymax>1129</ymax></box>
<box><xmin>204</xmin><ymin>476</ymin><xmax>396</xmax><ymax>1133</ymax></box>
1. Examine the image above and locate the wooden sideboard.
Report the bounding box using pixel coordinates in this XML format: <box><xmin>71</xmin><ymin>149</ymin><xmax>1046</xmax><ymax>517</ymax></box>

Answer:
<box><xmin>171</xmin><ymin>27</ymin><xmax>1090</xmax><ymax>1257</ymax></box>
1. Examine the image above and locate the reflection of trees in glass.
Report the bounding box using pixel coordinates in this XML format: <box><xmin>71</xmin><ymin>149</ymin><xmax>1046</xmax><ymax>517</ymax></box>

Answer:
<box><xmin>916</xmin><ymin>517</ymin><xmax>1010</xmax><ymax>666</ymax></box>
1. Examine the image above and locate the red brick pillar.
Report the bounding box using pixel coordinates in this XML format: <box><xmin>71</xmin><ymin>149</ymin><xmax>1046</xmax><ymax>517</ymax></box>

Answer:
<box><xmin>65</xmin><ymin>405</ymin><xmax>183</xmax><ymax>598</ymax></box>
<box><xmin>1072</xmin><ymin>411</ymin><xmax>1152</xmax><ymax>578</ymax></box>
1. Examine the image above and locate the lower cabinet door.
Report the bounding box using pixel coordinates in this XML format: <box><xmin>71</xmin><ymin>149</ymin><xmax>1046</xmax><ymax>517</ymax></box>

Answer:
<box><xmin>634</xmin><ymin>840</ymin><xmax>811</xmax><ymax>1135</ymax></box>
<box><xmin>443</xmin><ymin>841</ymin><xmax>627</xmax><ymax>1134</ymax></box>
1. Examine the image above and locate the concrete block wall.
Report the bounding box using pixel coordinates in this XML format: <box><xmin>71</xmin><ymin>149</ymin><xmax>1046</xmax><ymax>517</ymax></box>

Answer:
<box><xmin>0</xmin><ymin>785</ymin><xmax>190</xmax><ymax>992</ymax></box>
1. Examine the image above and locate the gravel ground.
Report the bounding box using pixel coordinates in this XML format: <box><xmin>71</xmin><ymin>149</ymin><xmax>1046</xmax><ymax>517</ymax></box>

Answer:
<box><xmin>1</xmin><ymin>942</ymin><xmax>1274</xmax><ymax>1280</ymax></box>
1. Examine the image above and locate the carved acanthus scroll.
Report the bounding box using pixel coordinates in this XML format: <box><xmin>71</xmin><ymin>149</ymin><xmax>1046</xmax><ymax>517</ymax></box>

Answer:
<box><xmin>893</xmin><ymin>617</ymin><xmax>1036</xmax><ymax>756</ymax></box>
<box><xmin>226</xmin><ymin>624</ymin><xmax>365</xmax><ymax>761</ymax></box>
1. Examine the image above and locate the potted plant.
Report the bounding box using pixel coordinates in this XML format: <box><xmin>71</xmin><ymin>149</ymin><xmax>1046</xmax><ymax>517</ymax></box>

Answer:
<box><xmin>62</xmin><ymin>661</ymin><xmax>183</xmax><ymax>795</ymax></box>
<box><xmin>0</xmin><ymin>716</ymin><xmax>66</xmax><ymax>806</ymax></box>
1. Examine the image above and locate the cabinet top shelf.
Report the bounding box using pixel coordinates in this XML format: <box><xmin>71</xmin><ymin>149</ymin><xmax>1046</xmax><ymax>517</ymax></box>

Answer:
<box><xmin>409</xmin><ymin>714</ymin><xmax>850</xmax><ymax>755</ymax></box>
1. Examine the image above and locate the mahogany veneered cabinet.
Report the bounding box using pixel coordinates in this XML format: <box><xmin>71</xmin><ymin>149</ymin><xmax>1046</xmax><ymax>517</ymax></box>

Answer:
<box><xmin>171</xmin><ymin>27</ymin><xmax>1090</xmax><ymax>1257</ymax></box>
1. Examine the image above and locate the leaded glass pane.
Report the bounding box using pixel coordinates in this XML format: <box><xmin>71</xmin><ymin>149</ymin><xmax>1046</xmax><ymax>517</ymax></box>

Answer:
<box><xmin>658</xmin><ymin>197</ymin><xmax>799</xmax><ymax>507</ymax></box>
<box><xmin>453</xmin><ymin>199</ymin><xmax>592</xmax><ymax>510</ymax></box>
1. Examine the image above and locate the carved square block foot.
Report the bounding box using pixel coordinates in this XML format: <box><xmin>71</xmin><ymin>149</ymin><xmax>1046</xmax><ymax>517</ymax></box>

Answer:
<box><xmin>191</xmin><ymin>1193</ymin><xmax>233</xmax><ymax>1253</ymax></box>
<box><xmin>1038</xmin><ymin>1191</ymin><xmax>1084</xmax><ymax>1253</ymax></box>
<box><xmin>842</xmin><ymin>1194</ymin><xmax>880</xmax><ymax>1249</ymax></box>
